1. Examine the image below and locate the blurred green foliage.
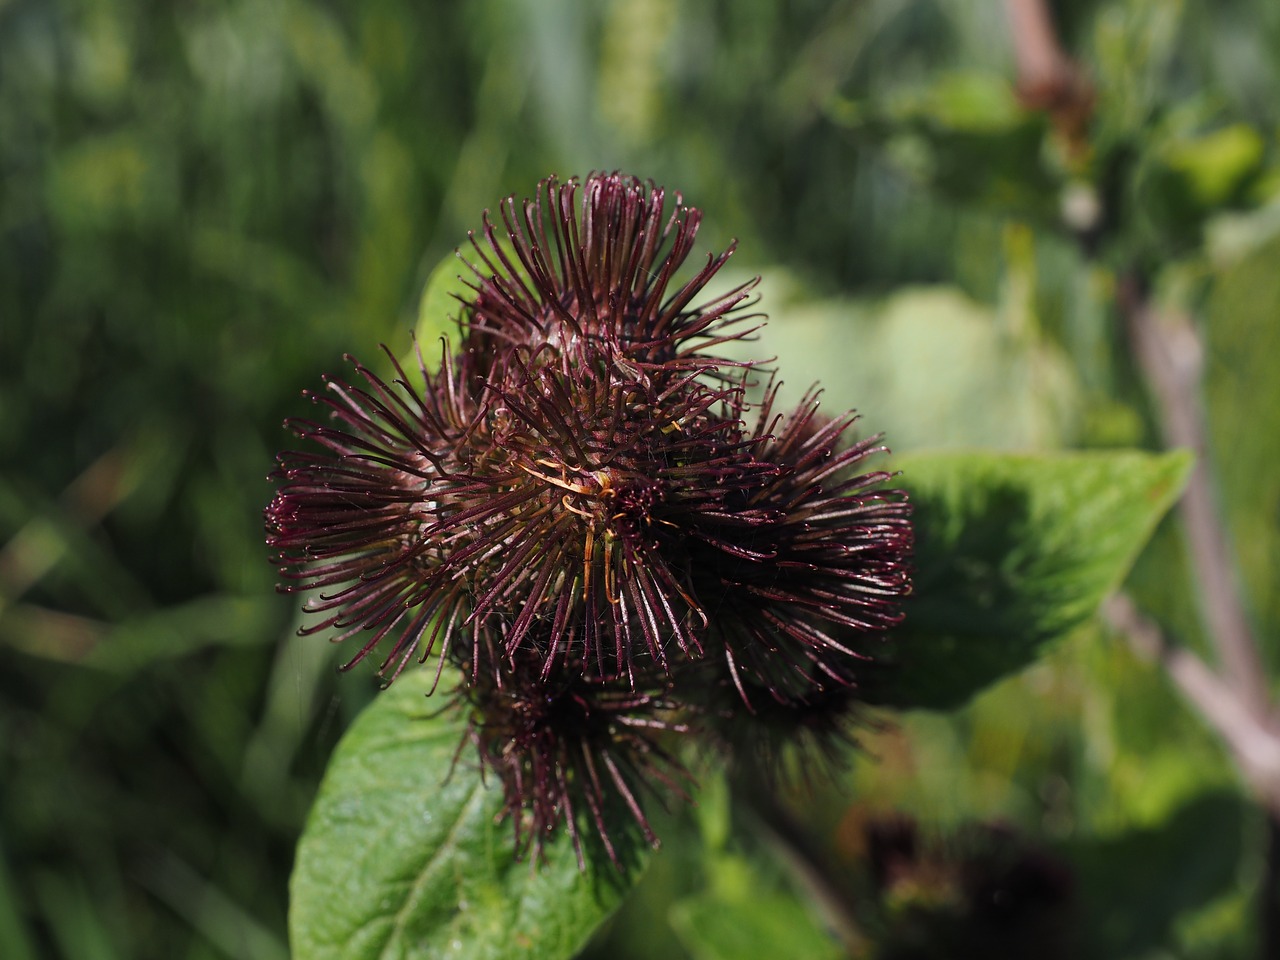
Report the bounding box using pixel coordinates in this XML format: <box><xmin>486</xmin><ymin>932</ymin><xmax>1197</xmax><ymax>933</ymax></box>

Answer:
<box><xmin>3</xmin><ymin>0</ymin><xmax>1280</xmax><ymax>957</ymax></box>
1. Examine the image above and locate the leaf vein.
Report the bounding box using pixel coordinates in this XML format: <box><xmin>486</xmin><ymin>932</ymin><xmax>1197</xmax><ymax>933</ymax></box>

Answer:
<box><xmin>375</xmin><ymin>778</ymin><xmax>490</xmax><ymax>960</ymax></box>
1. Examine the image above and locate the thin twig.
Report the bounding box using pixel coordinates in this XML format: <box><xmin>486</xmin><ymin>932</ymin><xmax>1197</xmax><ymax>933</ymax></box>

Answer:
<box><xmin>1105</xmin><ymin>595</ymin><xmax>1280</xmax><ymax>809</ymax></box>
<box><xmin>1005</xmin><ymin>3</ymin><xmax>1279</xmax><ymax>952</ymax></box>
<box><xmin>1003</xmin><ymin>0</ymin><xmax>1094</xmax><ymax>156</ymax></box>
<box><xmin>1118</xmin><ymin>276</ymin><xmax>1270</xmax><ymax>717</ymax></box>
<box><xmin>1004</xmin><ymin>0</ymin><xmax>1071</xmax><ymax>94</ymax></box>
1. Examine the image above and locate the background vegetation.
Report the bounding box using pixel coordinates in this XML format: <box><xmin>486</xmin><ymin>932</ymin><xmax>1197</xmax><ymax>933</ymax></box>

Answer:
<box><xmin>3</xmin><ymin>0</ymin><xmax>1279</xmax><ymax>956</ymax></box>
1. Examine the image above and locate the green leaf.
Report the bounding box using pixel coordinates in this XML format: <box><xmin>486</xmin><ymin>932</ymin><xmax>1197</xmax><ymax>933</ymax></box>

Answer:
<box><xmin>717</xmin><ymin>281</ymin><xmax>1081</xmax><ymax>453</ymax></box>
<box><xmin>869</xmin><ymin>449</ymin><xmax>1193</xmax><ymax>710</ymax></box>
<box><xmin>414</xmin><ymin>252</ymin><xmax>472</xmax><ymax>351</ymax></box>
<box><xmin>290</xmin><ymin>670</ymin><xmax>638</xmax><ymax>960</ymax></box>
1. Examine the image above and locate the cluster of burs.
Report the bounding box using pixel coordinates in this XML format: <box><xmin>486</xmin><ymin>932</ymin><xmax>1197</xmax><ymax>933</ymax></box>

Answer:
<box><xmin>266</xmin><ymin>172</ymin><xmax>912</xmax><ymax>865</ymax></box>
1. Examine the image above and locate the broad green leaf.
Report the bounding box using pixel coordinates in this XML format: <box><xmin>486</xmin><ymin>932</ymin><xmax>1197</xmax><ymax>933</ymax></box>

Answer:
<box><xmin>717</xmin><ymin>280</ymin><xmax>1081</xmax><ymax>452</ymax></box>
<box><xmin>869</xmin><ymin>449</ymin><xmax>1193</xmax><ymax>710</ymax></box>
<box><xmin>414</xmin><ymin>252</ymin><xmax>472</xmax><ymax>351</ymax></box>
<box><xmin>290</xmin><ymin>670</ymin><xmax>638</xmax><ymax>960</ymax></box>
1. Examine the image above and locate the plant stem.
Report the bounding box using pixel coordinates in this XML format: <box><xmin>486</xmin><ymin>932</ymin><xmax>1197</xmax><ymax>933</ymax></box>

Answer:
<box><xmin>1118</xmin><ymin>276</ymin><xmax>1270</xmax><ymax>716</ymax></box>
<box><xmin>1004</xmin><ymin>0</ymin><xmax>1071</xmax><ymax>95</ymax></box>
<box><xmin>1005</xmin><ymin>2</ymin><xmax>1279</xmax><ymax>951</ymax></box>
<box><xmin>1105</xmin><ymin>594</ymin><xmax>1280</xmax><ymax>808</ymax></box>
<box><xmin>1114</xmin><ymin>142</ymin><xmax>1280</xmax><ymax>960</ymax></box>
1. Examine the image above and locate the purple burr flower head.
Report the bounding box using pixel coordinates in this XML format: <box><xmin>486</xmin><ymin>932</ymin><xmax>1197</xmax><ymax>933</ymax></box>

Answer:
<box><xmin>460</xmin><ymin>174</ymin><xmax>755</xmax><ymax>372</ymax></box>
<box><xmin>265</xmin><ymin>172</ymin><xmax>913</xmax><ymax>863</ymax></box>
<box><xmin>464</xmin><ymin>652</ymin><xmax>691</xmax><ymax>869</ymax></box>
<box><xmin>699</xmin><ymin>383</ymin><xmax>913</xmax><ymax>706</ymax></box>
<box><xmin>268</xmin><ymin>173</ymin><xmax>768</xmax><ymax>686</ymax></box>
<box><xmin>266</xmin><ymin>345</ymin><xmax>487</xmax><ymax>682</ymax></box>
